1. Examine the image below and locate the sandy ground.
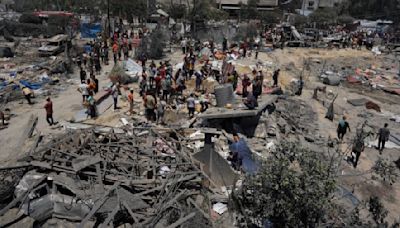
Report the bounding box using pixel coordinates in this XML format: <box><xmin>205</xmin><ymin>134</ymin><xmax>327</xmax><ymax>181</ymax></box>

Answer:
<box><xmin>0</xmin><ymin>62</ymin><xmax>115</xmax><ymax>165</ymax></box>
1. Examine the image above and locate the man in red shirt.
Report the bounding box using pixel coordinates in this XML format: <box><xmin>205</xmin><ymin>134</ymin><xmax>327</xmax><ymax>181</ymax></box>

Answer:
<box><xmin>44</xmin><ymin>97</ymin><xmax>54</xmax><ymax>126</ymax></box>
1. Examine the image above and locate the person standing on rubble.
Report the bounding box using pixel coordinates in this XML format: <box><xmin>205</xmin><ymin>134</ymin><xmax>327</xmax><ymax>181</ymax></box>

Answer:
<box><xmin>144</xmin><ymin>92</ymin><xmax>156</xmax><ymax>122</ymax></box>
<box><xmin>273</xmin><ymin>69</ymin><xmax>280</xmax><ymax>87</ymax></box>
<box><xmin>91</xmin><ymin>74</ymin><xmax>99</xmax><ymax>94</ymax></box>
<box><xmin>80</xmin><ymin>67</ymin><xmax>87</xmax><ymax>82</ymax></box>
<box><xmin>157</xmin><ymin>100</ymin><xmax>166</xmax><ymax>124</ymax></box>
<box><xmin>112</xmin><ymin>83</ymin><xmax>120</xmax><ymax>110</ymax></box>
<box><xmin>295</xmin><ymin>76</ymin><xmax>304</xmax><ymax>96</ymax></box>
<box><xmin>44</xmin><ymin>97</ymin><xmax>54</xmax><ymax>126</ymax></box>
<box><xmin>112</xmin><ymin>42</ymin><xmax>119</xmax><ymax>65</ymax></box>
<box><xmin>352</xmin><ymin>129</ymin><xmax>366</xmax><ymax>168</ymax></box>
<box><xmin>252</xmin><ymin>76</ymin><xmax>262</xmax><ymax>100</ymax></box>
<box><xmin>337</xmin><ymin>116</ymin><xmax>351</xmax><ymax>141</ymax></box>
<box><xmin>241</xmin><ymin>74</ymin><xmax>250</xmax><ymax>97</ymax></box>
<box><xmin>377</xmin><ymin>123</ymin><xmax>390</xmax><ymax>154</ymax></box>
<box><xmin>127</xmin><ymin>88</ymin><xmax>134</xmax><ymax>115</ymax></box>
<box><xmin>87</xmin><ymin>92</ymin><xmax>97</xmax><ymax>119</ymax></box>
<box><xmin>187</xmin><ymin>93</ymin><xmax>196</xmax><ymax>118</ymax></box>
<box><xmin>78</xmin><ymin>80</ymin><xmax>89</xmax><ymax>103</ymax></box>
<box><xmin>161</xmin><ymin>77</ymin><xmax>170</xmax><ymax>101</ymax></box>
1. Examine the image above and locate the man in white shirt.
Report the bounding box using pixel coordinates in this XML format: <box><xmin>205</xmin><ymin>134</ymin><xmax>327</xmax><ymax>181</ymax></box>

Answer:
<box><xmin>77</xmin><ymin>80</ymin><xmax>89</xmax><ymax>103</ymax></box>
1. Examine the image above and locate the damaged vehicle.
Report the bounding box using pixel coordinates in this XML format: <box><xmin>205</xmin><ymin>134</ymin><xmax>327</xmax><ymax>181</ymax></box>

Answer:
<box><xmin>38</xmin><ymin>34</ymin><xmax>68</xmax><ymax>57</ymax></box>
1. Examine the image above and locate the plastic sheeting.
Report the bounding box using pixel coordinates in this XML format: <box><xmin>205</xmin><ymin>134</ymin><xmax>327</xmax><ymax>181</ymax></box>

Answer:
<box><xmin>80</xmin><ymin>23</ymin><xmax>102</xmax><ymax>39</ymax></box>
<box><xmin>123</xmin><ymin>58</ymin><xmax>143</xmax><ymax>77</ymax></box>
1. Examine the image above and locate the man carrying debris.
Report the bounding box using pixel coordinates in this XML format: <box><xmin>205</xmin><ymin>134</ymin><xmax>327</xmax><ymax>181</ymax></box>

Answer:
<box><xmin>377</xmin><ymin>123</ymin><xmax>390</xmax><ymax>154</ymax></box>
<box><xmin>44</xmin><ymin>97</ymin><xmax>54</xmax><ymax>126</ymax></box>
<box><xmin>22</xmin><ymin>86</ymin><xmax>33</xmax><ymax>105</ymax></box>
<box><xmin>187</xmin><ymin>93</ymin><xmax>196</xmax><ymax>118</ymax></box>
<box><xmin>337</xmin><ymin>116</ymin><xmax>351</xmax><ymax>141</ymax></box>
<box><xmin>273</xmin><ymin>69</ymin><xmax>280</xmax><ymax>87</ymax></box>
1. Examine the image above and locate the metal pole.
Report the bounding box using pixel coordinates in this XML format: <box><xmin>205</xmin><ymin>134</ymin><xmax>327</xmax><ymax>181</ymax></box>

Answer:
<box><xmin>107</xmin><ymin>0</ymin><xmax>111</xmax><ymax>39</ymax></box>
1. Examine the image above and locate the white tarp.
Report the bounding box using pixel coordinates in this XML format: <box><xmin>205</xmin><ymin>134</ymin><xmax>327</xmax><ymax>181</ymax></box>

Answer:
<box><xmin>124</xmin><ymin>58</ymin><xmax>143</xmax><ymax>77</ymax></box>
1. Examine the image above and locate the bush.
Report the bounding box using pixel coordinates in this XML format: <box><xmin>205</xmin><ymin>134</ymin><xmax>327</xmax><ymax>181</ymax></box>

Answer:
<box><xmin>293</xmin><ymin>15</ymin><xmax>308</xmax><ymax>27</ymax></box>
<box><xmin>309</xmin><ymin>8</ymin><xmax>338</xmax><ymax>24</ymax></box>
<box><xmin>337</xmin><ymin>15</ymin><xmax>355</xmax><ymax>25</ymax></box>
<box><xmin>19</xmin><ymin>13</ymin><xmax>42</xmax><ymax>24</ymax></box>
<box><xmin>260</xmin><ymin>11</ymin><xmax>281</xmax><ymax>24</ymax></box>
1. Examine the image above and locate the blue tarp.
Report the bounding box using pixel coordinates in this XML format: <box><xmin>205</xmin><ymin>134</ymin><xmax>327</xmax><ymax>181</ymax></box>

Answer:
<box><xmin>80</xmin><ymin>23</ymin><xmax>102</xmax><ymax>39</ymax></box>
<box><xmin>229</xmin><ymin>138</ymin><xmax>258</xmax><ymax>174</ymax></box>
<box><xmin>19</xmin><ymin>80</ymin><xmax>44</xmax><ymax>90</ymax></box>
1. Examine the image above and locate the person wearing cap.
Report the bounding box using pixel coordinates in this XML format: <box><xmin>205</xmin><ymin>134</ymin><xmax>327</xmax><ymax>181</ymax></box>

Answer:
<box><xmin>128</xmin><ymin>88</ymin><xmax>134</xmax><ymax>115</ymax></box>
<box><xmin>44</xmin><ymin>97</ymin><xmax>54</xmax><ymax>126</ymax></box>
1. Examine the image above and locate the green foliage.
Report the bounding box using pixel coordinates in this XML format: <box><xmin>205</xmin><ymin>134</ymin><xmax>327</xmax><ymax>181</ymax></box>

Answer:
<box><xmin>339</xmin><ymin>0</ymin><xmax>400</xmax><ymax>22</ymax></box>
<box><xmin>231</xmin><ymin>142</ymin><xmax>337</xmax><ymax>227</ymax></box>
<box><xmin>373</xmin><ymin>158</ymin><xmax>399</xmax><ymax>185</ymax></box>
<box><xmin>233</xmin><ymin>24</ymin><xmax>258</xmax><ymax>42</ymax></box>
<box><xmin>19</xmin><ymin>13</ymin><xmax>42</xmax><ymax>24</ymax></box>
<box><xmin>293</xmin><ymin>15</ymin><xmax>308</xmax><ymax>27</ymax></box>
<box><xmin>259</xmin><ymin>11</ymin><xmax>281</xmax><ymax>24</ymax></box>
<box><xmin>368</xmin><ymin>196</ymin><xmax>388</xmax><ymax>226</ymax></box>
<box><xmin>137</xmin><ymin>27</ymin><xmax>167</xmax><ymax>60</ymax></box>
<box><xmin>309</xmin><ymin>8</ymin><xmax>338</xmax><ymax>24</ymax></box>
<box><xmin>337</xmin><ymin>15</ymin><xmax>355</xmax><ymax>25</ymax></box>
<box><xmin>168</xmin><ymin>4</ymin><xmax>186</xmax><ymax>20</ymax></box>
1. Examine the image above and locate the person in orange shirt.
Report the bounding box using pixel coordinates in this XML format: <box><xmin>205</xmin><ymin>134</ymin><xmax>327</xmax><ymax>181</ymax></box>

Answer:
<box><xmin>112</xmin><ymin>42</ymin><xmax>119</xmax><ymax>64</ymax></box>
<box><xmin>127</xmin><ymin>88</ymin><xmax>134</xmax><ymax>115</ymax></box>
<box><xmin>87</xmin><ymin>78</ymin><xmax>96</xmax><ymax>94</ymax></box>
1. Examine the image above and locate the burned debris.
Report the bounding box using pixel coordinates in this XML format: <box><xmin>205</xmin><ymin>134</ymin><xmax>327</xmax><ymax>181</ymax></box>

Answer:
<box><xmin>0</xmin><ymin>127</ymin><xmax>219</xmax><ymax>227</ymax></box>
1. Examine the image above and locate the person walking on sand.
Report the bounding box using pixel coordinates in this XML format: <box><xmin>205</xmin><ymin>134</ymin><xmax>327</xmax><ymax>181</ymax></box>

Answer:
<box><xmin>377</xmin><ymin>123</ymin><xmax>390</xmax><ymax>154</ymax></box>
<box><xmin>273</xmin><ymin>69</ymin><xmax>280</xmax><ymax>87</ymax></box>
<box><xmin>337</xmin><ymin>116</ymin><xmax>351</xmax><ymax>141</ymax></box>
<box><xmin>44</xmin><ymin>97</ymin><xmax>54</xmax><ymax>126</ymax></box>
<box><xmin>111</xmin><ymin>83</ymin><xmax>120</xmax><ymax>110</ymax></box>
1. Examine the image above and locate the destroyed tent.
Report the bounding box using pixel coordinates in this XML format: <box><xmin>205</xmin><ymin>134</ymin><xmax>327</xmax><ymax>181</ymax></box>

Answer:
<box><xmin>0</xmin><ymin>127</ymin><xmax>215</xmax><ymax>227</ymax></box>
<box><xmin>80</xmin><ymin>23</ymin><xmax>102</xmax><ymax>39</ymax></box>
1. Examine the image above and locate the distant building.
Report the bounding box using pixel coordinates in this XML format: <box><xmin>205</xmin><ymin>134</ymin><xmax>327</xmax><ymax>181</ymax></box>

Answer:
<box><xmin>298</xmin><ymin>0</ymin><xmax>344</xmax><ymax>16</ymax></box>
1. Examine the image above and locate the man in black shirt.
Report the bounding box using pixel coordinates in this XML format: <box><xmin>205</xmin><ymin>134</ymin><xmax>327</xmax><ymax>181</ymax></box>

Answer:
<box><xmin>377</xmin><ymin>123</ymin><xmax>390</xmax><ymax>154</ymax></box>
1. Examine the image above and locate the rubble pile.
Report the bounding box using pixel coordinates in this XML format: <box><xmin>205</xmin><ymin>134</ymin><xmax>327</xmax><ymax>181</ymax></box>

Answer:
<box><xmin>0</xmin><ymin>128</ymin><xmax>214</xmax><ymax>227</ymax></box>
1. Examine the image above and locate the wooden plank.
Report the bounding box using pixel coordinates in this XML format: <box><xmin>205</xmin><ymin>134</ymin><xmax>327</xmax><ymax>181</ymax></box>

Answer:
<box><xmin>165</xmin><ymin>212</ymin><xmax>196</xmax><ymax>228</ymax></box>
<box><xmin>99</xmin><ymin>204</ymin><xmax>120</xmax><ymax>228</ymax></box>
<box><xmin>121</xmin><ymin>201</ymin><xmax>139</xmax><ymax>223</ymax></box>
<box><xmin>77</xmin><ymin>182</ymin><xmax>120</xmax><ymax>228</ymax></box>
<box><xmin>96</xmin><ymin>163</ymin><xmax>104</xmax><ymax>191</ymax></box>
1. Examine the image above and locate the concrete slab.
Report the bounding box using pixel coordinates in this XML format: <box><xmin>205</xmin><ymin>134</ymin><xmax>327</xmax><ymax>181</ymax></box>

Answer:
<box><xmin>198</xmin><ymin>96</ymin><xmax>277</xmax><ymax>119</ymax></box>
